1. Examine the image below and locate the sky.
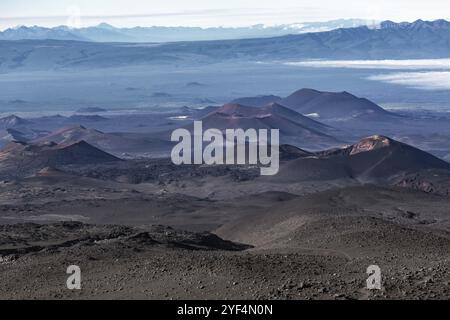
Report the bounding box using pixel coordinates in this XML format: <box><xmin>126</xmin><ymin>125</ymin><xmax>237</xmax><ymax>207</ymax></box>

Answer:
<box><xmin>1</xmin><ymin>0</ymin><xmax>450</xmax><ymax>30</ymax></box>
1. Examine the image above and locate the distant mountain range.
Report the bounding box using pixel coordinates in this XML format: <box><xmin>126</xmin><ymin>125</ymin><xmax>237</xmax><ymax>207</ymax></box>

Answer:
<box><xmin>194</xmin><ymin>19</ymin><xmax>450</xmax><ymax>60</ymax></box>
<box><xmin>1</xmin><ymin>19</ymin><xmax>450</xmax><ymax>71</ymax></box>
<box><xmin>0</xmin><ymin>19</ymin><xmax>371</xmax><ymax>42</ymax></box>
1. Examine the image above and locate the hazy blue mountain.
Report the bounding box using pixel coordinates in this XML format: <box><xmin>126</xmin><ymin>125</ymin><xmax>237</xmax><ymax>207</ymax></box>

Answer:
<box><xmin>379</xmin><ymin>19</ymin><xmax>450</xmax><ymax>30</ymax></box>
<box><xmin>0</xmin><ymin>26</ymin><xmax>88</xmax><ymax>41</ymax></box>
<box><xmin>1</xmin><ymin>19</ymin><xmax>450</xmax><ymax>71</ymax></box>
<box><xmin>189</xmin><ymin>19</ymin><xmax>450</xmax><ymax>60</ymax></box>
<box><xmin>0</xmin><ymin>19</ymin><xmax>371</xmax><ymax>42</ymax></box>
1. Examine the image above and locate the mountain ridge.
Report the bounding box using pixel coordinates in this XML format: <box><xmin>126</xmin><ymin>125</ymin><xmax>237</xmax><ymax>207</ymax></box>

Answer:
<box><xmin>3</xmin><ymin>19</ymin><xmax>450</xmax><ymax>71</ymax></box>
<box><xmin>0</xmin><ymin>19</ymin><xmax>372</xmax><ymax>42</ymax></box>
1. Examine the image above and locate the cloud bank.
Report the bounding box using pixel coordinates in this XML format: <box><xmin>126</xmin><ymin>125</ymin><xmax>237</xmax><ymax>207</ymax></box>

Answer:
<box><xmin>368</xmin><ymin>71</ymin><xmax>450</xmax><ymax>90</ymax></box>
<box><xmin>285</xmin><ymin>59</ymin><xmax>450</xmax><ymax>70</ymax></box>
<box><xmin>285</xmin><ymin>59</ymin><xmax>450</xmax><ymax>90</ymax></box>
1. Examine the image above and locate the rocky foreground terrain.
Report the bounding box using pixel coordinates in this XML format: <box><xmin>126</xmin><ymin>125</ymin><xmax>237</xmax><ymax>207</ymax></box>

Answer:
<box><xmin>0</xmin><ymin>184</ymin><xmax>449</xmax><ymax>300</ymax></box>
<box><xmin>0</xmin><ymin>103</ymin><xmax>449</xmax><ymax>300</ymax></box>
<box><xmin>0</xmin><ymin>220</ymin><xmax>448</xmax><ymax>300</ymax></box>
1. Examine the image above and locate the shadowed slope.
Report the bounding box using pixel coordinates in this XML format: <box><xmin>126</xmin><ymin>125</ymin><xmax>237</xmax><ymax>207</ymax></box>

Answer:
<box><xmin>274</xmin><ymin>135</ymin><xmax>450</xmax><ymax>183</ymax></box>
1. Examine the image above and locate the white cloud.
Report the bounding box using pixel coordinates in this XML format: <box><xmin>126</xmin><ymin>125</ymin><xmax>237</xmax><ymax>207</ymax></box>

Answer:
<box><xmin>368</xmin><ymin>71</ymin><xmax>450</xmax><ymax>90</ymax></box>
<box><xmin>285</xmin><ymin>59</ymin><xmax>450</xmax><ymax>90</ymax></box>
<box><xmin>285</xmin><ymin>59</ymin><xmax>450</xmax><ymax>70</ymax></box>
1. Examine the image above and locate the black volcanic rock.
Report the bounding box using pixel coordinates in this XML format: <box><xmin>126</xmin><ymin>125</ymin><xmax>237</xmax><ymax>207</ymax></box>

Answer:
<box><xmin>395</xmin><ymin>169</ymin><xmax>450</xmax><ymax>196</ymax></box>
<box><xmin>35</xmin><ymin>125</ymin><xmax>105</xmax><ymax>145</ymax></box>
<box><xmin>262</xmin><ymin>102</ymin><xmax>332</xmax><ymax>131</ymax></box>
<box><xmin>0</xmin><ymin>223</ymin><xmax>251</xmax><ymax>256</ymax></box>
<box><xmin>49</xmin><ymin>140</ymin><xmax>121</xmax><ymax>165</ymax></box>
<box><xmin>203</xmin><ymin>103</ymin><xmax>331</xmax><ymax>132</ymax></box>
<box><xmin>198</xmin><ymin>103</ymin><xmax>338</xmax><ymax>147</ymax></box>
<box><xmin>279</xmin><ymin>144</ymin><xmax>314</xmax><ymax>161</ymax></box>
<box><xmin>34</xmin><ymin>125</ymin><xmax>173</xmax><ymax>156</ymax></box>
<box><xmin>274</xmin><ymin>135</ymin><xmax>450</xmax><ymax>183</ymax></box>
<box><xmin>0</xmin><ymin>140</ymin><xmax>121</xmax><ymax>179</ymax></box>
<box><xmin>329</xmin><ymin>136</ymin><xmax>450</xmax><ymax>177</ymax></box>
<box><xmin>231</xmin><ymin>95</ymin><xmax>282</xmax><ymax>107</ymax></box>
<box><xmin>213</xmin><ymin>103</ymin><xmax>261</xmax><ymax>117</ymax></box>
<box><xmin>280</xmin><ymin>88</ymin><xmax>395</xmax><ymax>121</ymax></box>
